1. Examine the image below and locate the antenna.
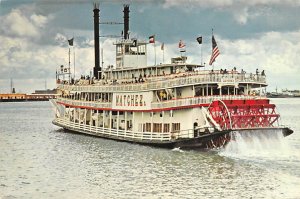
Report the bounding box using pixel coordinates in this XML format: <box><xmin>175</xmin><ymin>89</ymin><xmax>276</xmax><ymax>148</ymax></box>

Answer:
<box><xmin>45</xmin><ymin>79</ymin><xmax>47</xmax><ymax>90</ymax></box>
<box><xmin>101</xmin><ymin>48</ymin><xmax>104</xmax><ymax>68</ymax></box>
<box><xmin>10</xmin><ymin>78</ymin><xmax>13</xmax><ymax>93</ymax></box>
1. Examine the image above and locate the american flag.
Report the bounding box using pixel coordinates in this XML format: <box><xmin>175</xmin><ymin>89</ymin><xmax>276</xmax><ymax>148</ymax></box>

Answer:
<box><xmin>209</xmin><ymin>35</ymin><xmax>220</xmax><ymax>65</ymax></box>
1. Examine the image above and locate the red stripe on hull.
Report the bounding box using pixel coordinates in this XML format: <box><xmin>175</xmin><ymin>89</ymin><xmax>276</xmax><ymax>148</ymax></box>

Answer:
<box><xmin>56</xmin><ymin>101</ymin><xmax>209</xmax><ymax>112</ymax></box>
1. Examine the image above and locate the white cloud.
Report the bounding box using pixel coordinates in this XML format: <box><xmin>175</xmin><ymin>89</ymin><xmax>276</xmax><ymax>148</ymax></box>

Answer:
<box><xmin>163</xmin><ymin>0</ymin><xmax>300</xmax><ymax>9</ymax></box>
<box><xmin>163</xmin><ymin>0</ymin><xmax>300</xmax><ymax>24</ymax></box>
<box><xmin>0</xmin><ymin>9</ymin><xmax>39</xmax><ymax>37</ymax></box>
<box><xmin>217</xmin><ymin>30</ymin><xmax>300</xmax><ymax>71</ymax></box>
<box><xmin>30</xmin><ymin>14</ymin><xmax>48</xmax><ymax>27</ymax></box>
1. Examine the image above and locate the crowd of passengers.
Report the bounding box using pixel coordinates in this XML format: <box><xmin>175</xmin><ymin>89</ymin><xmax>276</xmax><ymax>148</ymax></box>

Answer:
<box><xmin>57</xmin><ymin>68</ymin><xmax>266</xmax><ymax>86</ymax></box>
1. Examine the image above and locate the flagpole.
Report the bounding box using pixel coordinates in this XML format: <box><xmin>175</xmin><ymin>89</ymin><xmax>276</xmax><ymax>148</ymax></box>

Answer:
<box><xmin>73</xmin><ymin>45</ymin><xmax>75</xmax><ymax>80</ymax></box>
<box><xmin>154</xmin><ymin>42</ymin><xmax>156</xmax><ymax>65</ymax></box>
<box><xmin>161</xmin><ymin>43</ymin><xmax>165</xmax><ymax>64</ymax></box>
<box><xmin>101</xmin><ymin>48</ymin><xmax>104</xmax><ymax>68</ymax></box>
<box><xmin>163</xmin><ymin>48</ymin><xmax>164</xmax><ymax>64</ymax></box>
<box><xmin>201</xmin><ymin>43</ymin><xmax>203</xmax><ymax>65</ymax></box>
<box><xmin>68</xmin><ymin>47</ymin><xmax>71</xmax><ymax>83</ymax></box>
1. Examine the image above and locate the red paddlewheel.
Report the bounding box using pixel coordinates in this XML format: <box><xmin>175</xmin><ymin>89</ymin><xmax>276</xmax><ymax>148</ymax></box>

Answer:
<box><xmin>208</xmin><ymin>100</ymin><xmax>232</xmax><ymax>130</ymax></box>
<box><xmin>208</xmin><ymin>99</ymin><xmax>280</xmax><ymax>130</ymax></box>
<box><xmin>206</xmin><ymin>134</ymin><xmax>231</xmax><ymax>149</ymax></box>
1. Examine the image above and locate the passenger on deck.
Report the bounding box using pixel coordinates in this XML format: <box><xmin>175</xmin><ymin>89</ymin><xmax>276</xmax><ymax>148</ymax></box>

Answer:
<box><xmin>193</xmin><ymin>122</ymin><xmax>198</xmax><ymax>137</ymax></box>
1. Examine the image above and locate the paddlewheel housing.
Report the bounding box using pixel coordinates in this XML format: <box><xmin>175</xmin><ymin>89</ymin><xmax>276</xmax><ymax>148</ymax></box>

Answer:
<box><xmin>208</xmin><ymin>99</ymin><xmax>280</xmax><ymax>130</ymax></box>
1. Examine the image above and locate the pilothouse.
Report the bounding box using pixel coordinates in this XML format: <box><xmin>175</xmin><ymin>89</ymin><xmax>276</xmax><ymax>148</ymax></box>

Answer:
<box><xmin>51</xmin><ymin>4</ymin><xmax>293</xmax><ymax>149</ymax></box>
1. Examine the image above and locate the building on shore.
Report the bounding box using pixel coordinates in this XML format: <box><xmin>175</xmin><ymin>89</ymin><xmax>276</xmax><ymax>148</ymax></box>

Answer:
<box><xmin>0</xmin><ymin>89</ymin><xmax>58</xmax><ymax>102</ymax></box>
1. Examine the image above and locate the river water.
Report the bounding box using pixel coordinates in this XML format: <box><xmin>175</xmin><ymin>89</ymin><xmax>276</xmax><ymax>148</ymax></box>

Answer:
<box><xmin>0</xmin><ymin>98</ymin><xmax>299</xmax><ymax>199</ymax></box>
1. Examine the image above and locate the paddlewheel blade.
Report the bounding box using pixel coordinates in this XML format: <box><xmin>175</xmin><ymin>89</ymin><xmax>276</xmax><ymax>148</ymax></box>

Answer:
<box><xmin>208</xmin><ymin>99</ymin><xmax>280</xmax><ymax>130</ymax></box>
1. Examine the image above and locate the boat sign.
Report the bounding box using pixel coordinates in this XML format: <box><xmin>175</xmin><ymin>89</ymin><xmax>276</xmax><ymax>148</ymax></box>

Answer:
<box><xmin>112</xmin><ymin>92</ymin><xmax>153</xmax><ymax>110</ymax></box>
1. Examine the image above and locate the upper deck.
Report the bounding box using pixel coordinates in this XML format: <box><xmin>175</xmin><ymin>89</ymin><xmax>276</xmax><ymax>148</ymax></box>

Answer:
<box><xmin>58</xmin><ymin>69</ymin><xmax>267</xmax><ymax>93</ymax></box>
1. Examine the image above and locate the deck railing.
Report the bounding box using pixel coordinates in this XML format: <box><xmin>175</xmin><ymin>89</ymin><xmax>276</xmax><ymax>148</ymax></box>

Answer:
<box><xmin>55</xmin><ymin>117</ymin><xmax>202</xmax><ymax>142</ymax></box>
<box><xmin>58</xmin><ymin>72</ymin><xmax>266</xmax><ymax>93</ymax></box>
<box><xmin>151</xmin><ymin>95</ymin><xmax>262</xmax><ymax>109</ymax></box>
<box><xmin>56</xmin><ymin>117</ymin><xmax>172</xmax><ymax>141</ymax></box>
<box><xmin>57</xmin><ymin>97</ymin><xmax>112</xmax><ymax>108</ymax></box>
<box><xmin>56</xmin><ymin>95</ymin><xmax>264</xmax><ymax>110</ymax></box>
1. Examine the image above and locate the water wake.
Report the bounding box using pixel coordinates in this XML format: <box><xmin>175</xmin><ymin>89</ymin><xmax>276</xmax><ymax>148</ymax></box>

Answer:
<box><xmin>172</xmin><ymin>147</ymin><xmax>184</xmax><ymax>153</ymax></box>
<box><xmin>219</xmin><ymin>129</ymin><xmax>294</xmax><ymax>160</ymax></box>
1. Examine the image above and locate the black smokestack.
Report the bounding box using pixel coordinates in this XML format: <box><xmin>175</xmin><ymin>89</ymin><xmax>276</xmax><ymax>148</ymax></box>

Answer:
<box><xmin>123</xmin><ymin>5</ymin><xmax>130</xmax><ymax>40</ymax></box>
<box><xmin>93</xmin><ymin>3</ymin><xmax>101</xmax><ymax>79</ymax></box>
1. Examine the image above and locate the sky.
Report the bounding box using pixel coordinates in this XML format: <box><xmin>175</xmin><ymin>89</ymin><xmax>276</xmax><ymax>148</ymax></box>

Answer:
<box><xmin>0</xmin><ymin>0</ymin><xmax>300</xmax><ymax>93</ymax></box>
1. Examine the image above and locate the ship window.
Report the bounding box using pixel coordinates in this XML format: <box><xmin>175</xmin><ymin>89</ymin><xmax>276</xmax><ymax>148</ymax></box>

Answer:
<box><xmin>212</xmin><ymin>87</ymin><xmax>219</xmax><ymax>95</ymax></box>
<box><xmin>160</xmin><ymin>112</ymin><xmax>163</xmax><ymax>117</ymax></box>
<box><xmin>143</xmin><ymin>123</ymin><xmax>151</xmax><ymax>132</ymax></box>
<box><xmin>163</xmin><ymin>124</ymin><xmax>170</xmax><ymax>132</ymax></box>
<box><xmin>125</xmin><ymin>45</ymin><xmax>129</xmax><ymax>53</ymax></box>
<box><xmin>117</xmin><ymin>45</ymin><xmax>123</xmax><ymax>55</ymax></box>
<box><xmin>172</xmin><ymin>123</ymin><xmax>180</xmax><ymax>132</ymax></box>
<box><xmin>153</xmin><ymin>123</ymin><xmax>162</xmax><ymax>133</ymax></box>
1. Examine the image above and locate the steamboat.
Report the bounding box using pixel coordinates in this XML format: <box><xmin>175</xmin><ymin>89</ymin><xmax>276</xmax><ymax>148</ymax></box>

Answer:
<box><xmin>51</xmin><ymin>5</ymin><xmax>293</xmax><ymax>149</ymax></box>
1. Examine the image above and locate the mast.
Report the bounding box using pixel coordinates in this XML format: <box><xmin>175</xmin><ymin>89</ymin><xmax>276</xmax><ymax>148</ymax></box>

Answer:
<box><xmin>93</xmin><ymin>3</ymin><xmax>101</xmax><ymax>79</ymax></box>
<box><xmin>10</xmin><ymin>78</ymin><xmax>13</xmax><ymax>93</ymax></box>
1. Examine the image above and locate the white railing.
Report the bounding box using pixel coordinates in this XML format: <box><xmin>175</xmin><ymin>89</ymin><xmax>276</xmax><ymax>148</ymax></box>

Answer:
<box><xmin>151</xmin><ymin>95</ymin><xmax>264</xmax><ymax>109</ymax></box>
<box><xmin>55</xmin><ymin>117</ymin><xmax>173</xmax><ymax>142</ymax></box>
<box><xmin>57</xmin><ymin>97</ymin><xmax>112</xmax><ymax>108</ymax></box>
<box><xmin>56</xmin><ymin>94</ymin><xmax>266</xmax><ymax>110</ymax></box>
<box><xmin>58</xmin><ymin>72</ymin><xmax>266</xmax><ymax>93</ymax></box>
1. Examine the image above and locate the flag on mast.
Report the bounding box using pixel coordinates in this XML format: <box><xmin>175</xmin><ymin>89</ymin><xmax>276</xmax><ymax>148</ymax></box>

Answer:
<box><xmin>179</xmin><ymin>40</ymin><xmax>186</xmax><ymax>48</ymax></box>
<box><xmin>68</xmin><ymin>38</ymin><xmax>74</xmax><ymax>46</ymax></box>
<box><xmin>196</xmin><ymin>36</ymin><xmax>202</xmax><ymax>44</ymax></box>
<box><xmin>149</xmin><ymin>35</ymin><xmax>155</xmax><ymax>43</ymax></box>
<box><xmin>197</xmin><ymin>36</ymin><xmax>203</xmax><ymax>65</ymax></box>
<box><xmin>209</xmin><ymin>35</ymin><xmax>220</xmax><ymax>65</ymax></box>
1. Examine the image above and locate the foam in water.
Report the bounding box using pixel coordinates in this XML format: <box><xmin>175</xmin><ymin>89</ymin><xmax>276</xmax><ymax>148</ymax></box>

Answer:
<box><xmin>172</xmin><ymin>147</ymin><xmax>184</xmax><ymax>153</ymax></box>
<box><xmin>219</xmin><ymin>129</ymin><xmax>293</xmax><ymax>160</ymax></box>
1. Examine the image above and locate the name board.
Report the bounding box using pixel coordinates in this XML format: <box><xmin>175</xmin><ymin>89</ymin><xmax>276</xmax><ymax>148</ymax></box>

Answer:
<box><xmin>112</xmin><ymin>92</ymin><xmax>152</xmax><ymax>110</ymax></box>
<box><xmin>221</xmin><ymin>77</ymin><xmax>235</xmax><ymax>83</ymax></box>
